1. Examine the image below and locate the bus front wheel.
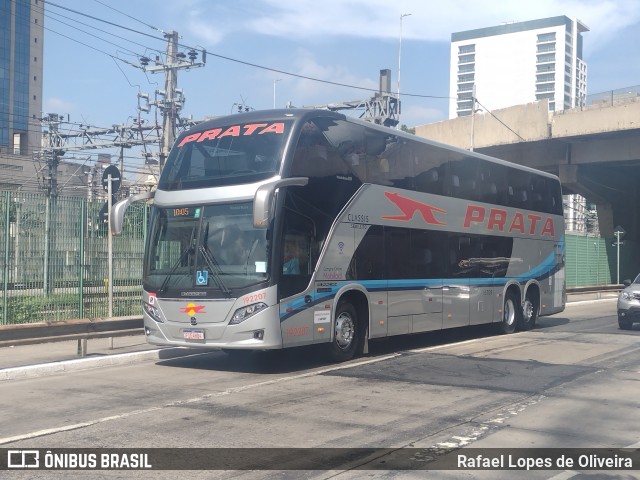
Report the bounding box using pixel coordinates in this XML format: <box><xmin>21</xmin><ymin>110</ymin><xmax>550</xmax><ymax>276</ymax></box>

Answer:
<box><xmin>328</xmin><ymin>301</ymin><xmax>360</xmax><ymax>362</ymax></box>
<box><xmin>500</xmin><ymin>291</ymin><xmax>521</xmax><ymax>334</ymax></box>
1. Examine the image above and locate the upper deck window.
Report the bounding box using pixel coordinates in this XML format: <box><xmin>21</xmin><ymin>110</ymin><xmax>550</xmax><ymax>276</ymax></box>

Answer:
<box><xmin>158</xmin><ymin>121</ymin><xmax>292</xmax><ymax>190</ymax></box>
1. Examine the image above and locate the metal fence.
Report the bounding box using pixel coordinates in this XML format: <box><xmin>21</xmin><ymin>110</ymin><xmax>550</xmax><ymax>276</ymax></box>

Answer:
<box><xmin>586</xmin><ymin>85</ymin><xmax>640</xmax><ymax>108</ymax></box>
<box><xmin>565</xmin><ymin>233</ymin><xmax>636</xmax><ymax>287</ymax></box>
<box><xmin>0</xmin><ymin>191</ymin><xmax>635</xmax><ymax>325</ymax></box>
<box><xmin>0</xmin><ymin>191</ymin><xmax>147</xmax><ymax>325</ymax></box>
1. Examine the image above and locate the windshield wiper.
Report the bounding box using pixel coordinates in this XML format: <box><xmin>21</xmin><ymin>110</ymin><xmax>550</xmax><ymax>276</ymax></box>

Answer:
<box><xmin>198</xmin><ymin>245</ymin><xmax>231</xmax><ymax>295</ymax></box>
<box><xmin>159</xmin><ymin>244</ymin><xmax>194</xmax><ymax>293</ymax></box>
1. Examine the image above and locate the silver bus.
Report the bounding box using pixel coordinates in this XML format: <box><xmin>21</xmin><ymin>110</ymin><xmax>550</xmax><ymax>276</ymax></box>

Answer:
<box><xmin>112</xmin><ymin>109</ymin><xmax>565</xmax><ymax>361</ymax></box>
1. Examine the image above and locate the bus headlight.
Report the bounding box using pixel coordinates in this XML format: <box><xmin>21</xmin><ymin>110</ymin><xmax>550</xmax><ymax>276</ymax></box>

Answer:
<box><xmin>230</xmin><ymin>302</ymin><xmax>267</xmax><ymax>325</ymax></box>
<box><xmin>143</xmin><ymin>301</ymin><xmax>163</xmax><ymax>323</ymax></box>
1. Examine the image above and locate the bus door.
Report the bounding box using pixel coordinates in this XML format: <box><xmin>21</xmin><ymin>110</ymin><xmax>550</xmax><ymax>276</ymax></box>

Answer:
<box><xmin>278</xmin><ymin>208</ymin><xmax>316</xmax><ymax>347</ymax></box>
<box><xmin>442</xmin><ymin>235</ymin><xmax>470</xmax><ymax>329</ymax></box>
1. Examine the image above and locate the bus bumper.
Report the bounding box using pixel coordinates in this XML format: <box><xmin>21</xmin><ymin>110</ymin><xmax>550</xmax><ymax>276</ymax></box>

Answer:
<box><xmin>142</xmin><ymin>305</ymin><xmax>284</xmax><ymax>350</ymax></box>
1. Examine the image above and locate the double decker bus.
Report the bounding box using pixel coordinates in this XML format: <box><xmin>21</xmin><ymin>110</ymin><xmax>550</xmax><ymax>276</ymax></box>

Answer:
<box><xmin>112</xmin><ymin>109</ymin><xmax>565</xmax><ymax>361</ymax></box>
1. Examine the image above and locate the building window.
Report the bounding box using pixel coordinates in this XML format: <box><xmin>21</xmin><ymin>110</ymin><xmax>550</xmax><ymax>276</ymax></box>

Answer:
<box><xmin>537</xmin><ymin>44</ymin><xmax>555</xmax><ymax>53</ymax></box>
<box><xmin>458</xmin><ymin>64</ymin><xmax>475</xmax><ymax>73</ymax></box>
<box><xmin>458</xmin><ymin>44</ymin><xmax>475</xmax><ymax>54</ymax></box>
<box><xmin>458</xmin><ymin>54</ymin><xmax>475</xmax><ymax>64</ymax></box>
<box><xmin>537</xmin><ymin>64</ymin><xmax>554</xmax><ymax>73</ymax></box>
<box><xmin>537</xmin><ymin>53</ymin><xmax>555</xmax><ymax>63</ymax></box>
<box><xmin>537</xmin><ymin>32</ymin><xmax>556</xmax><ymax>42</ymax></box>
<box><xmin>458</xmin><ymin>73</ymin><xmax>474</xmax><ymax>83</ymax></box>
<box><xmin>536</xmin><ymin>73</ymin><xmax>554</xmax><ymax>83</ymax></box>
<box><xmin>536</xmin><ymin>84</ymin><xmax>554</xmax><ymax>93</ymax></box>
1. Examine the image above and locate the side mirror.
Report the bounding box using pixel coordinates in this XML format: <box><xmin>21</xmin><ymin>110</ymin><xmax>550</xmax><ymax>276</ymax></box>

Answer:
<box><xmin>253</xmin><ymin>177</ymin><xmax>308</xmax><ymax>228</ymax></box>
<box><xmin>623</xmin><ymin>279</ymin><xmax>632</xmax><ymax>287</ymax></box>
<box><xmin>111</xmin><ymin>191</ymin><xmax>155</xmax><ymax>235</ymax></box>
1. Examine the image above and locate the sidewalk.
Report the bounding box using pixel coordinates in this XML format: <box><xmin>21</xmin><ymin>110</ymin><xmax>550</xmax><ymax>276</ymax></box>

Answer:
<box><xmin>0</xmin><ymin>292</ymin><xmax>619</xmax><ymax>381</ymax></box>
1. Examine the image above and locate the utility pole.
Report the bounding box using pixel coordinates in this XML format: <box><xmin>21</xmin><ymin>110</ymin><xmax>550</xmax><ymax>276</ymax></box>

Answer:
<box><xmin>42</xmin><ymin>113</ymin><xmax>66</xmax><ymax>294</ymax></box>
<box><xmin>470</xmin><ymin>85</ymin><xmax>477</xmax><ymax>151</ymax></box>
<box><xmin>143</xmin><ymin>31</ymin><xmax>205</xmax><ymax>172</ymax></box>
<box><xmin>161</xmin><ymin>31</ymin><xmax>178</xmax><ymax>172</ymax></box>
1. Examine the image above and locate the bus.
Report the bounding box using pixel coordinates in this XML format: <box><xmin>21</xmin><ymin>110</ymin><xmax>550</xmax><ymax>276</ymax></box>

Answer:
<box><xmin>111</xmin><ymin>109</ymin><xmax>565</xmax><ymax>361</ymax></box>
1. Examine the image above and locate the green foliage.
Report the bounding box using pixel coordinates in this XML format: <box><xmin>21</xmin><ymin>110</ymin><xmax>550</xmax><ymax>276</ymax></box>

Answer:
<box><xmin>400</xmin><ymin>124</ymin><xmax>415</xmax><ymax>134</ymax></box>
<box><xmin>2</xmin><ymin>294</ymin><xmax>79</xmax><ymax>324</ymax></box>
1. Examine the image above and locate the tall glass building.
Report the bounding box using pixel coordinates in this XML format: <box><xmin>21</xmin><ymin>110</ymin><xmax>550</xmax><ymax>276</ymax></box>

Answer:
<box><xmin>0</xmin><ymin>0</ymin><xmax>43</xmax><ymax>190</ymax></box>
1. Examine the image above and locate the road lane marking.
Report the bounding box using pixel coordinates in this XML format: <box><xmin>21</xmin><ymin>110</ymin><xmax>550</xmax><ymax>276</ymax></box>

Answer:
<box><xmin>0</xmin><ymin>353</ymin><xmax>401</xmax><ymax>445</ymax></box>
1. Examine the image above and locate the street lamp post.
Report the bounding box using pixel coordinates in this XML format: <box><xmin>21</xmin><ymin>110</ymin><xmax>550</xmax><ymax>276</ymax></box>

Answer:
<box><xmin>273</xmin><ymin>79</ymin><xmax>282</xmax><ymax>108</ymax></box>
<box><xmin>397</xmin><ymin>13</ymin><xmax>412</xmax><ymax>125</ymax></box>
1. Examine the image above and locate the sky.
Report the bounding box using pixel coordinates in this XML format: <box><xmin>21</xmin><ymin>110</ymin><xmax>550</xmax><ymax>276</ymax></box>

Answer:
<box><xmin>41</xmin><ymin>0</ymin><xmax>640</xmax><ymax>176</ymax></box>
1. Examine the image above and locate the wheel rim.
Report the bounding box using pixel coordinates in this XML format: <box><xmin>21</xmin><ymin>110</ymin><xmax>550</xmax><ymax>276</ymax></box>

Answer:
<box><xmin>335</xmin><ymin>311</ymin><xmax>355</xmax><ymax>350</ymax></box>
<box><xmin>523</xmin><ymin>299</ymin><xmax>534</xmax><ymax>322</ymax></box>
<box><xmin>504</xmin><ymin>298</ymin><xmax>516</xmax><ymax>326</ymax></box>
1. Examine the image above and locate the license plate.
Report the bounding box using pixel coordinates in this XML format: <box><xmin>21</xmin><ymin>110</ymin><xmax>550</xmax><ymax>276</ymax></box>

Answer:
<box><xmin>183</xmin><ymin>329</ymin><xmax>205</xmax><ymax>340</ymax></box>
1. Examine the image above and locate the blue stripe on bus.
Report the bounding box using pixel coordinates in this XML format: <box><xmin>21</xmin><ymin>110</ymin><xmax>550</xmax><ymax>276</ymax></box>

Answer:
<box><xmin>280</xmin><ymin>240</ymin><xmax>565</xmax><ymax>322</ymax></box>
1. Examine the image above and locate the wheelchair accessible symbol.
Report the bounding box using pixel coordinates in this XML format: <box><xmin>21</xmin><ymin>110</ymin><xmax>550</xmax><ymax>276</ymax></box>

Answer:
<box><xmin>196</xmin><ymin>270</ymin><xmax>208</xmax><ymax>286</ymax></box>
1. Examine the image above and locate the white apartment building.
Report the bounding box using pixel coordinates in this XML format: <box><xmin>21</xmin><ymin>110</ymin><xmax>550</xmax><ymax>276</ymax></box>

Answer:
<box><xmin>449</xmin><ymin>16</ymin><xmax>589</xmax><ymax>119</ymax></box>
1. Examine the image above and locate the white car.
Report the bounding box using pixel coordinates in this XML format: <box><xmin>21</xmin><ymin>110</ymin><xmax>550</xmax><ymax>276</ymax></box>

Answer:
<box><xmin>617</xmin><ymin>274</ymin><xmax>640</xmax><ymax>330</ymax></box>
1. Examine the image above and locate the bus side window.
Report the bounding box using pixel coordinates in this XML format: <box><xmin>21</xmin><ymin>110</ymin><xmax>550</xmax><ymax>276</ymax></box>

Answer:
<box><xmin>416</xmin><ymin>169</ymin><xmax>441</xmax><ymax>195</ymax></box>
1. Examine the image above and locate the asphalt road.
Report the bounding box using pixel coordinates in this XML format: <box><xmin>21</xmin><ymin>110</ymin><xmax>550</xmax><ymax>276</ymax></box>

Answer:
<box><xmin>1</xmin><ymin>298</ymin><xmax>639</xmax><ymax>479</ymax></box>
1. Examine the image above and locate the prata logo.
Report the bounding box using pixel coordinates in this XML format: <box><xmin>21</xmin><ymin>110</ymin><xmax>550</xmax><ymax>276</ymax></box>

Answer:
<box><xmin>7</xmin><ymin>450</ymin><xmax>39</xmax><ymax>469</ymax></box>
<box><xmin>382</xmin><ymin>192</ymin><xmax>447</xmax><ymax>225</ymax></box>
<box><xmin>180</xmin><ymin>303</ymin><xmax>206</xmax><ymax>315</ymax></box>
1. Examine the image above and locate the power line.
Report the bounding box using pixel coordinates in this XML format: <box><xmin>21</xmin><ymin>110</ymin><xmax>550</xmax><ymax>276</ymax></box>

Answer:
<box><xmin>91</xmin><ymin>0</ymin><xmax>165</xmax><ymax>35</ymax></box>
<box><xmin>46</xmin><ymin>1</ymin><xmax>165</xmax><ymax>43</ymax></box>
<box><xmin>474</xmin><ymin>97</ymin><xmax>526</xmax><ymax>142</ymax></box>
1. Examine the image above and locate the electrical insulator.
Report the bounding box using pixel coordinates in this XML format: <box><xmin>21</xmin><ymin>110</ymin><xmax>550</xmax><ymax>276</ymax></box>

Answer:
<box><xmin>188</xmin><ymin>49</ymin><xmax>198</xmax><ymax>61</ymax></box>
<box><xmin>140</xmin><ymin>56</ymin><xmax>150</xmax><ymax>66</ymax></box>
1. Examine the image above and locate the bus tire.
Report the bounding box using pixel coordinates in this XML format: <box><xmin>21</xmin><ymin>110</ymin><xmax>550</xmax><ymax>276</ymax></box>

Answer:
<box><xmin>500</xmin><ymin>291</ymin><xmax>520</xmax><ymax>334</ymax></box>
<box><xmin>520</xmin><ymin>292</ymin><xmax>539</xmax><ymax>331</ymax></box>
<box><xmin>328</xmin><ymin>301</ymin><xmax>361</xmax><ymax>362</ymax></box>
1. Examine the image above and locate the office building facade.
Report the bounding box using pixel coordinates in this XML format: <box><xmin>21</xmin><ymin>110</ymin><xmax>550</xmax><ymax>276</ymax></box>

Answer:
<box><xmin>0</xmin><ymin>0</ymin><xmax>43</xmax><ymax>190</ymax></box>
<box><xmin>449</xmin><ymin>16</ymin><xmax>588</xmax><ymax>118</ymax></box>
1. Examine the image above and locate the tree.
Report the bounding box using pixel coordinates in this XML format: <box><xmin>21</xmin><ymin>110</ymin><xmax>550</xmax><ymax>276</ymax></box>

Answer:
<box><xmin>400</xmin><ymin>124</ymin><xmax>415</xmax><ymax>134</ymax></box>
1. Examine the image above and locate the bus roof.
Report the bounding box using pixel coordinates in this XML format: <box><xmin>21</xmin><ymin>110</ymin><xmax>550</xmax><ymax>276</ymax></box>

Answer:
<box><xmin>179</xmin><ymin>108</ymin><xmax>560</xmax><ymax>182</ymax></box>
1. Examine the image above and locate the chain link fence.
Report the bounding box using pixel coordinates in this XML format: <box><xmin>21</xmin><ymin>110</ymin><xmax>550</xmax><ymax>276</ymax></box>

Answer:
<box><xmin>0</xmin><ymin>191</ymin><xmax>147</xmax><ymax>325</ymax></box>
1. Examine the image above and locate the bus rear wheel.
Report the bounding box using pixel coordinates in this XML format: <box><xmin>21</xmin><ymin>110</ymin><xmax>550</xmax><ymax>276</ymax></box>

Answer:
<box><xmin>520</xmin><ymin>293</ymin><xmax>539</xmax><ymax>331</ymax></box>
<box><xmin>328</xmin><ymin>301</ymin><xmax>361</xmax><ymax>362</ymax></box>
<box><xmin>500</xmin><ymin>291</ymin><xmax>521</xmax><ymax>334</ymax></box>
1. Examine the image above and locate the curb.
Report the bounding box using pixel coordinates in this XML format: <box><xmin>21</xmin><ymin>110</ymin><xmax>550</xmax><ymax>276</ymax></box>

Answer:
<box><xmin>0</xmin><ymin>346</ymin><xmax>196</xmax><ymax>381</ymax></box>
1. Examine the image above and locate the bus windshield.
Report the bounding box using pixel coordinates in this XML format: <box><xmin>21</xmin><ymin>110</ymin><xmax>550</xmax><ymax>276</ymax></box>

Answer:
<box><xmin>144</xmin><ymin>202</ymin><xmax>269</xmax><ymax>294</ymax></box>
<box><xmin>158</xmin><ymin>120</ymin><xmax>292</xmax><ymax>190</ymax></box>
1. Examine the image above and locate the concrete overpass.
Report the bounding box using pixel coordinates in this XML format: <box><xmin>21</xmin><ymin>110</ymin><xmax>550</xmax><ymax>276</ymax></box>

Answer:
<box><xmin>415</xmin><ymin>98</ymin><xmax>640</xmax><ymax>242</ymax></box>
